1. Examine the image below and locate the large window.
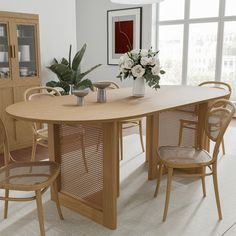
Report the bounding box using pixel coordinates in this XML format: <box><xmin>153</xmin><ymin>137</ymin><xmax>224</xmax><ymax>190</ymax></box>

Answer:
<box><xmin>155</xmin><ymin>0</ymin><xmax>236</xmax><ymax>100</ymax></box>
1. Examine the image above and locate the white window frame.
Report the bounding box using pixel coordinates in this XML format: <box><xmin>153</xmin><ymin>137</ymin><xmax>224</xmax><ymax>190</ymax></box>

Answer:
<box><xmin>154</xmin><ymin>0</ymin><xmax>236</xmax><ymax>86</ymax></box>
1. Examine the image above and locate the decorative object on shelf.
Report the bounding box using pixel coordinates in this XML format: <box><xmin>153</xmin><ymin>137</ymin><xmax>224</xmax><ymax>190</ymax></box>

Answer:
<box><xmin>18</xmin><ymin>51</ymin><xmax>21</xmax><ymax>61</ymax></box>
<box><xmin>72</xmin><ymin>87</ymin><xmax>90</xmax><ymax>106</ymax></box>
<box><xmin>111</xmin><ymin>0</ymin><xmax>164</xmax><ymax>4</ymax></box>
<box><xmin>107</xmin><ymin>7</ymin><xmax>142</xmax><ymax>65</ymax></box>
<box><xmin>20</xmin><ymin>67</ymin><xmax>28</xmax><ymax>76</ymax></box>
<box><xmin>0</xmin><ymin>67</ymin><xmax>9</xmax><ymax>78</ymax></box>
<box><xmin>0</xmin><ymin>51</ymin><xmax>8</xmax><ymax>62</ymax></box>
<box><xmin>93</xmin><ymin>81</ymin><xmax>111</xmax><ymax>103</ymax></box>
<box><xmin>17</xmin><ymin>29</ymin><xmax>23</xmax><ymax>37</ymax></box>
<box><xmin>0</xmin><ymin>25</ymin><xmax>4</xmax><ymax>37</ymax></box>
<box><xmin>46</xmin><ymin>44</ymin><xmax>102</xmax><ymax>95</ymax></box>
<box><xmin>19</xmin><ymin>45</ymin><xmax>30</xmax><ymax>62</ymax></box>
<box><xmin>0</xmin><ymin>51</ymin><xmax>5</xmax><ymax>62</ymax></box>
<box><xmin>117</xmin><ymin>48</ymin><xmax>165</xmax><ymax>97</ymax></box>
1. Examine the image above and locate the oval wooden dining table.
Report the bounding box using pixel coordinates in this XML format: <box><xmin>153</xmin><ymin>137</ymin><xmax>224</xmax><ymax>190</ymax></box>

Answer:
<box><xmin>6</xmin><ymin>85</ymin><xmax>229</xmax><ymax>230</ymax></box>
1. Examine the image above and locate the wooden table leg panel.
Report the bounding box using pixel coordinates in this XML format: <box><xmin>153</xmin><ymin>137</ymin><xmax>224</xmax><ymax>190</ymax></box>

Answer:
<box><xmin>146</xmin><ymin>113</ymin><xmax>159</xmax><ymax>180</ymax></box>
<box><xmin>48</xmin><ymin>122</ymin><xmax>118</xmax><ymax>229</ymax></box>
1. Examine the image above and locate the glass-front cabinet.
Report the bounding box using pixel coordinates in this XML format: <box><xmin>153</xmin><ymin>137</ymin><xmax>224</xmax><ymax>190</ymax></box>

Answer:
<box><xmin>0</xmin><ymin>23</ymin><xmax>10</xmax><ymax>79</ymax></box>
<box><xmin>0</xmin><ymin>11</ymin><xmax>41</xmax><ymax>151</ymax></box>
<box><xmin>0</xmin><ymin>18</ymin><xmax>40</xmax><ymax>82</ymax></box>
<box><xmin>17</xmin><ymin>24</ymin><xmax>38</xmax><ymax>78</ymax></box>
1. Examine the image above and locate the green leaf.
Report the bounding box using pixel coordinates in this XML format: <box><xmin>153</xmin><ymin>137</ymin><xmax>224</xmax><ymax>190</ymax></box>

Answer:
<box><xmin>61</xmin><ymin>57</ymin><xmax>69</xmax><ymax>66</ymax></box>
<box><xmin>46</xmin><ymin>80</ymin><xmax>70</xmax><ymax>94</ymax></box>
<box><xmin>75</xmin><ymin>64</ymin><xmax>102</xmax><ymax>83</ymax></box>
<box><xmin>69</xmin><ymin>44</ymin><xmax>72</xmax><ymax>69</ymax></box>
<box><xmin>72</xmin><ymin>43</ymin><xmax>87</xmax><ymax>71</ymax></box>
<box><xmin>48</xmin><ymin>64</ymin><xmax>73</xmax><ymax>83</ymax></box>
<box><xmin>75</xmin><ymin>79</ymin><xmax>93</xmax><ymax>90</ymax></box>
<box><xmin>160</xmin><ymin>70</ymin><xmax>165</xmax><ymax>74</ymax></box>
<box><xmin>46</xmin><ymin>80</ymin><xmax>60</xmax><ymax>88</ymax></box>
<box><xmin>53</xmin><ymin>58</ymin><xmax>58</xmax><ymax>64</ymax></box>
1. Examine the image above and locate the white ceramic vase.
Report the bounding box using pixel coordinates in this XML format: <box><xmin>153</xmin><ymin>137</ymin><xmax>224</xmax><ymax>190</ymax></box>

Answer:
<box><xmin>132</xmin><ymin>77</ymin><xmax>145</xmax><ymax>97</ymax></box>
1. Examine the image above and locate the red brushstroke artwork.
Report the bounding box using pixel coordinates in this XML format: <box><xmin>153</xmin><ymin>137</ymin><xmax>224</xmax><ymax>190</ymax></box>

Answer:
<box><xmin>115</xmin><ymin>20</ymin><xmax>133</xmax><ymax>53</ymax></box>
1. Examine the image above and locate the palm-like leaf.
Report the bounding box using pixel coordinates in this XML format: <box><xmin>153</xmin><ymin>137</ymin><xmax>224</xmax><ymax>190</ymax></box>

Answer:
<box><xmin>72</xmin><ymin>44</ymin><xmax>87</xmax><ymax>71</ymax></box>
<box><xmin>75</xmin><ymin>64</ymin><xmax>102</xmax><ymax>84</ymax></box>
<box><xmin>61</xmin><ymin>58</ymin><xmax>69</xmax><ymax>66</ymax></box>
<box><xmin>46</xmin><ymin>80</ymin><xmax>70</xmax><ymax>94</ymax></box>
<box><xmin>48</xmin><ymin>64</ymin><xmax>73</xmax><ymax>83</ymax></box>
<box><xmin>74</xmin><ymin>79</ymin><xmax>93</xmax><ymax>90</ymax></box>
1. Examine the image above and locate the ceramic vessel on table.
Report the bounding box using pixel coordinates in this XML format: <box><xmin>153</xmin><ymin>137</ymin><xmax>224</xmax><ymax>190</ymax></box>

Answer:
<box><xmin>93</xmin><ymin>82</ymin><xmax>111</xmax><ymax>103</ymax></box>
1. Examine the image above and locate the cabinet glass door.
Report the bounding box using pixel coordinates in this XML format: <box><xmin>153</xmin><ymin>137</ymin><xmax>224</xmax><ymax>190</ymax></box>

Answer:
<box><xmin>17</xmin><ymin>24</ymin><xmax>37</xmax><ymax>78</ymax></box>
<box><xmin>0</xmin><ymin>23</ymin><xmax>10</xmax><ymax>79</ymax></box>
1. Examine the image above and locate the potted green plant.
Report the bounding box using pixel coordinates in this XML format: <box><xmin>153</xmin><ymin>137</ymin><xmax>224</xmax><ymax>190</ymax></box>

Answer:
<box><xmin>46</xmin><ymin>44</ymin><xmax>101</xmax><ymax>95</ymax></box>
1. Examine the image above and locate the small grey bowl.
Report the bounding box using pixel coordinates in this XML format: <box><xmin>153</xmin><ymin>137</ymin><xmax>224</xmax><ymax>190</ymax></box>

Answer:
<box><xmin>72</xmin><ymin>88</ymin><xmax>90</xmax><ymax>106</ymax></box>
<box><xmin>93</xmin><ymin>82</ymin><xmax>111</xmax><ymax>89</ymax></box>
<box><xmin>93</xmin><ymin>82</ymin><xmax>111</xmax><ymax>103</ymax></box>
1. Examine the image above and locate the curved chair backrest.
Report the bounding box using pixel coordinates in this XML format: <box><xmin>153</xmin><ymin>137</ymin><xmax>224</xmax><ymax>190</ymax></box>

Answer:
<box><xmin>205</xmin><ymin>99</ymin><xmax>235</xmax><ymax>161</ymax></box>
<box><xmin>199</xmin><ymin>81</ymin><xmax>232</xmax><ymax>100</ymax></box>
<box><xmin>24</xmin><ymin>86</ymin><xmax>61</xmax><ymax>101</ymax></box>
<box><xmin>0</xmin><ymin>118</ymin><xmax>10</xmax><ymax>165</ymax></box>
<box><xmin>107</xmin><ymin>81</ymin><xmax>120</xmax><ymax>89</ymax></box>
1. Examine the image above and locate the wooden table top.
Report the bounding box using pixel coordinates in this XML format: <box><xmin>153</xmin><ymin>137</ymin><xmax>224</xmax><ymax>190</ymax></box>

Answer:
<box><xmin>6</xmin><ymin>86</ymin><xmax>229</xmax><ymax>124</ymax></box>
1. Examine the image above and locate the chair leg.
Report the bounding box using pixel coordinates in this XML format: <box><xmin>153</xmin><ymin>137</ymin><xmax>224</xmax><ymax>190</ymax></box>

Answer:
<box><xmin>163</xmin><ymin>168</ymin><xmax>173</xmax><ymax>222</ymax></box>
<box><xmin>31</xmin><ymin>137</ymin><xmax>37</xmax><ymax>161</ymax></box>
<box><xmin>120</xmin><ymin>123</ymin><xmax>123</xmax><ymax>161</ymax></box>
<box><xmin>35</xmin><ymin>190</ymin><xmax>46</xmax><ymax>236</ymax></box>
<box><xmin>154</xmin><ymin>164</ymin><xmax>163</xmax><ymax>197</ymax></box>
<box><xmin>212</xmin><ymin>163</ymin><xmax>222</xmax><ymax>220</ymax></box>
<box><xmin>221</xmin><ymin>138</ymin><xmax>226</xmax><ymax>155</ymax></box>
<box><xmin>81</xmin><ymin>135</ymin><xmax>88</xmax><ymax>173</ymax></box>
<box><xmin>178</xmin><ymin>122</ymin><xmax>183</xmax><ymax>146</ymax></box>
<box><xmin>53</xmin><ymin>180</ymin><xmax>64</xmax><ymax>220</ymax></box>
<box><xmin>138</xmin><ymin>121</ymin><xmax>145</xmax><ymax>153</ymax></box>
<box><xmin>201</xmin><ymin>166</ymin><xmax>206</xmax><ymax>197</ymax></box>
<box><xmin>4</xmin><ymin>189</ymin><xmax>9</xmax><ymax>219</ymax></box>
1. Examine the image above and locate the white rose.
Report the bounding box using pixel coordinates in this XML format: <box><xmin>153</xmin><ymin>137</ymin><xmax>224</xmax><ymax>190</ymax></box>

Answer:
<box><xmin>140</xmin><ymin>49</ymin><xmax>148</xmax><ymax>57</ymax></box>
<box><xmin>119</xmin><ymin>56</ymin><xmax>125</xmax><ymax>66</ymax></box>
<box><xmin>131</xmin><ymin>49</ymin><xmax>140</xmax><ymax>56</ymax></box>
<box><xmin>152</xmin><ymin>64</ymin><xmax>160</xmax><ymax>76</ymax></box>
<box><xmin>131</xmin><ymin>65</ymin><xmax>145</xmax><ymax>78</ymax></box>
<box><xmin>150</xmin><ymin>57</ymin><xmax>157</xmax><ymax>66</ymax></box>
<box><xmin>124</xmin><ymin>58</ymin><xmax>134</xmax><ymax>69</ymax></box>
<box><xmin>119</xmin><ymin>67</ymin><xmax>127</xmax><ymax>73</ymax></box>
<box><xmin>140</xmin><ymin>57</ymin><xmax>149</xmax><ymax>66</ymax></box>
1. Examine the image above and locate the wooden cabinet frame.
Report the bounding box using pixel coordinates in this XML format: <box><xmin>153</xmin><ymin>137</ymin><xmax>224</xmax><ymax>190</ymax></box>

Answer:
<box><xmin>0</xmin><ymin>11</ymin><xmax>41</xmax><ymax>150</ymax></box>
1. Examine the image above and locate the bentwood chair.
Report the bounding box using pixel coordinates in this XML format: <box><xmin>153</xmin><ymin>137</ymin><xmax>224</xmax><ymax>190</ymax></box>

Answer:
<box><xmin>178</xmin><ymin>81</ymin><xmax>232</xmax><ymax>155</ymax></box>
<box><xmin>154</xmin><ymin>99</ymin><xmax>235</xmax><ymax>221</ymax></box>
<box><xmin>24</xmin><ymin>87</ymin><xmax>88</xmax><ymax>172</ymax></box>
<box><xmin>0</xmin><ymin>117</ymin><xmax>64</xmax><ymax>236</ymax></box>
<box><xmin>95</xmin><ymin>81</ymin><xmax>145</xmax><ymax>160</ymax></box>
<box><xmin>24</xmin><ymin>86</ymin><xmax>61</xmax><ymax>161</ymax></box>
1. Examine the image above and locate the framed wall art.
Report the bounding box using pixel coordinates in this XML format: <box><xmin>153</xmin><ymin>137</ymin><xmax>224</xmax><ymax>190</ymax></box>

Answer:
<box><xmin>107</xmin><ymin>7</ymin><xmax>142</xmax><ymax>65</ymax></box>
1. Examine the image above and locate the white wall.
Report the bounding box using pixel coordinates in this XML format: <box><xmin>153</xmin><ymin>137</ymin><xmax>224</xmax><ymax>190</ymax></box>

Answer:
<box><xmin>0</xmin><ymin>0</ymin><xmax>77</xmax><ymax>84</ymax></box>
<box><xmin>76</xmin><ymin>0</ymin><xmax>152</xmax><ymax>87</ymax></box>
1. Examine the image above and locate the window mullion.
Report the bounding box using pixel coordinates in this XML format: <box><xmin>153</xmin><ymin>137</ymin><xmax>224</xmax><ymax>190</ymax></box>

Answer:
<box><xmin>215</xmin><ymin>0</ymin><xmax>226</xmax><ymax>82</ymax></box>
<box><xmin>182</xmin><ymin>0</ymin><xmax>190</xmax><ymax>85</ymax></box>
<box><xmin>155</xmin><ymin>3</ymin><xmax>160</xmax><ymax>51</ymax></box>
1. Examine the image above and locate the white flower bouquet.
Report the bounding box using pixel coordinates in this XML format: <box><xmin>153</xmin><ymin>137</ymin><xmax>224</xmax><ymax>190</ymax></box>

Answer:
<box><xmin>117</xmin><ymin>48</ymin><xmax>165</xmax><ymax>89</ymax></box>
